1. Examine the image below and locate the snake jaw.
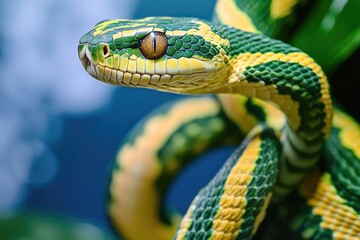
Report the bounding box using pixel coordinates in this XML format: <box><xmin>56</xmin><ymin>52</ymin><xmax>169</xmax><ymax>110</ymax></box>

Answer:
<box><xmin>78</xmin><ymin>43</ymin><xmax>98</xmax><ymax>79</ymax></box>
<box><xmin>78</xmin><ymin>44</ymin><xmax>89</xmax><ymax>68</ymax></box>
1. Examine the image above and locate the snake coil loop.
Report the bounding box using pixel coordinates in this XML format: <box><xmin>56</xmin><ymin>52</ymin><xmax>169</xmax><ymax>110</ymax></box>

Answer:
<box><xmin>79</xmin><ymin>0</ymin><xmax>359</xmax><ymax>239</ymax></box>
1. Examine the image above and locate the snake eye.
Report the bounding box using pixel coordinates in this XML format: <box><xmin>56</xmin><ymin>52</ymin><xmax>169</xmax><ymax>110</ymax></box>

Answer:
<box><xmin>139</xmin><ymin>31</ymin><xmax>167</xmax><ymax>59</ymax></box>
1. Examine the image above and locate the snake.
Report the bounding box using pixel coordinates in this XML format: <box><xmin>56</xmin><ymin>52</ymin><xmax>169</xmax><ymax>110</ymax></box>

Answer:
<box><xmin>78</xmin><ymin>0</ymin><xmax>360</xmax><ymax>239</ymax></box>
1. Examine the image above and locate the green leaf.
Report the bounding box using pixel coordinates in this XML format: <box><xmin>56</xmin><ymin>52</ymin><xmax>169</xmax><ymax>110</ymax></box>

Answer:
<box><xmin>291</xmin><ymin>0</ymin><xmax>360</xmax><ymax>73</ymax></box>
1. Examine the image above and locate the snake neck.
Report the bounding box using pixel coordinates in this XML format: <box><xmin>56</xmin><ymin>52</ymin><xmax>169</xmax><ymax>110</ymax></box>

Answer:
<box><xmin>228</xmin><ymin>57</ymin><xmax>332</xmax><ymax>138</ymax></box>
<box><xmin>216</xmin><ymin>26</ymin><xmax>333</xmax><ymax>142</ymax></box>
<box><xmin>213</xmin><ymin>27</ymin><xmax>333</xmax><ymax>196</ymax></box>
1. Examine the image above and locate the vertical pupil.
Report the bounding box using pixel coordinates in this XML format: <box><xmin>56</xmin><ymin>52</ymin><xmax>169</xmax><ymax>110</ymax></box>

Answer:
<box><xmin>151</xmin><ymin>32</ymin><xmax>157</xmax><ymax>53</ymax></box>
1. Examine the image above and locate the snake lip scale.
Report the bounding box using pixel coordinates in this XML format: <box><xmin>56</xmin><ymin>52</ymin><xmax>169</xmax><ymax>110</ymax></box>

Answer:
<box><xmin>79</xmin><ymin>42</ymin><xmax>219</xmax><ymax>89</ymax></box>
<box><xmin>79</xmin><ymin>46</ymin><xmax>141</xmax><ymax>86</ymax></box>
<box><xmin>78</xmin><ymin>46</ymin><xmax>97</xmax><ymax>79</ymax></box>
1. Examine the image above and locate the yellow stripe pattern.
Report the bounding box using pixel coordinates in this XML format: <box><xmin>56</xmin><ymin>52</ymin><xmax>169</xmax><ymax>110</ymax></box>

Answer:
<box><xmin>215</xmin><ymin>0</ymin><xmax>260</xmax><ymax>33</ymax></box>
<box><xmin>215</xmin><ymin>0</ymin><xmax>259</xmax><ymax>32</ymax></box>
<box><xmin>308</xmin><ymin>174</ymin><xmax>360</xmax><ymax>240</ymax></box>
<box><xmin>217</xmin><ymin>95</ymin><xmax>285</xmax><ymax>135</ymax></box>
<box><xmin>175</xmin><ymin>133</ymin><xmax>266</xmax><ymax>239</ymax></box>
<box><xmin>270</xmin><ymin>0</ymin><xmax>298</xmax><ymax>19</ymax></box>
<box><xmin>108</xmin><ymin>98</ymin><xmax>221</xmax><ymax>240</ymax></box>
<box><xmin>210</xmin><ymin>135</ymin><xmax>264</xmax><ymax>239</ymax></box>
<box><xmin>226</xmin><ymin>52</ymin><xmax>333</xmax><ymax>137</ymax></box>
<box><xmin>333</xmin><ymin>109</ymin><xmax>360</xmax><ymax>160</ymax></box>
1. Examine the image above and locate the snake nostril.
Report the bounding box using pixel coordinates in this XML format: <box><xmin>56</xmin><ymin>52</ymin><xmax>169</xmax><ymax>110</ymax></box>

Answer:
<box><xmin>103</xmin><ymin>44</ymin><xmax>110</xmax><ymax>57</ymax></box>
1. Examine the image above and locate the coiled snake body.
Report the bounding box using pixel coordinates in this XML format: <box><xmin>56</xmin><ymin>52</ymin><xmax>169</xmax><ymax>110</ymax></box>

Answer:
<box><xmin>78</xmin><ymin>0</ymin><xmax>360</xmax><ymax>239</ymax></box>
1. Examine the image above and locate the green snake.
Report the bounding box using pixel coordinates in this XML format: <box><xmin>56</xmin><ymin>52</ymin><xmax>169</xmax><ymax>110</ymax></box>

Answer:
<box><xmin>78</xmin><ymin>0</ymin><xmax>360</xmax><ymax>239</ymax></box>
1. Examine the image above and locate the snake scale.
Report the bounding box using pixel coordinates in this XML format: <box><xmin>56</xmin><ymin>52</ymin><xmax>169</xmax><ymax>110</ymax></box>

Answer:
<box><xmin>78</xmin><ymin>0</ymin><xmax>360</xmax><ymax>239</ymax></box>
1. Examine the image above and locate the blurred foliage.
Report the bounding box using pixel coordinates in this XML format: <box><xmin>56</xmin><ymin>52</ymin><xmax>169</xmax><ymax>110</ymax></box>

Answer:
<box><xmin>0</xmin><ymin>212</ymin><xmax>115</xmax><ymax>240</ymax></box>
<box><xmin>291</xmin><ymin>0</ymin><xmax>360</xmax><ymax>73</ymax></box>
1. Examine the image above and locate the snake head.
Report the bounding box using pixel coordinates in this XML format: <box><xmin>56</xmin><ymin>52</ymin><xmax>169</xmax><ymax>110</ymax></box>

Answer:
<box><xmin>78</xmin><ymin>17</ymin><xmax>230</xmax><ymax>93</ymax></box>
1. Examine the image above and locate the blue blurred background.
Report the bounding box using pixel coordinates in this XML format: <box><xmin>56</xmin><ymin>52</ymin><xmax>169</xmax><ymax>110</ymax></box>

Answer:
<box><xmin>0</xmin><ymin>0</ymin><xmax>233</xmax><ymax>233</ymax></box>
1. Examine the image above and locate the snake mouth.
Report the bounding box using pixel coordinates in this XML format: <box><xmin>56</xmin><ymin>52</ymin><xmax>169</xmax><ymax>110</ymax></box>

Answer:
<box><xmin>78</xmin><ymin>43</ymin><xmax>228</xmax><ymax>93</ymax></box>
<box><xmin>78</xmin><ymin>45</ymin><xmax>176</xmax><ymax>87</ymax></box>
<box><xmin>78</xmin><ymin>44</ymin><xmax>98</xmax><ymax>78</ymax></box>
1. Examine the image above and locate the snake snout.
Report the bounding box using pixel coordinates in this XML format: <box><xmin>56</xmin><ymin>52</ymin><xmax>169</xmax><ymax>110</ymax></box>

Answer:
<box><xmin>78</xmin><ymin>43</ymin><xmax>97</xmax><ymax>78</ymax></box>
<box><xmin>78</xmin><ymin>44</ymin><xmax>89</xmax><ymax>68</ymax></box>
